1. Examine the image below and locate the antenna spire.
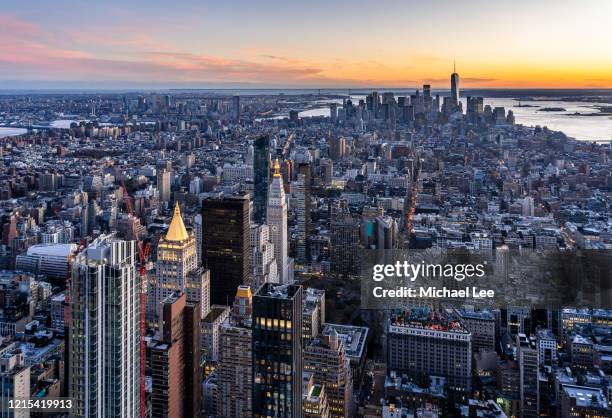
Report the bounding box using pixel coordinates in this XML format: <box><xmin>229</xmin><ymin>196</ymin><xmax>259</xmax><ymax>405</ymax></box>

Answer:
<box><xmin>453</xmin><ymin>59</ymin><xmax>456</xmax><ymax>74</ymax></box>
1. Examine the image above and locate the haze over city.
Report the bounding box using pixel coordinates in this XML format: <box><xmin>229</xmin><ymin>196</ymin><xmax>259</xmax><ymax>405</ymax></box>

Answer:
<box><xmin>1</xmin><ymin>0</ymin><xmax>612</xmax><ymax>89</ymax></box>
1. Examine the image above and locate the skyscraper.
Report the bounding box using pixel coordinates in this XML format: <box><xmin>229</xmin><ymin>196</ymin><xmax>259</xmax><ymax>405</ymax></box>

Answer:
<box><xmin>267</xmin><ymin>161</ymin><xmax>289</xmax><ymax>283</ymax></box>
<box><xmin>251</xmin><ymin>224</ymin><xmax>279</xmax><ymax>287</ymax></box>
<box><xmin>201</xmin><ymin>195</ymin><xmax>251</xmax><ymax>305</ymax></box>
<box><xmin>450</xmin><ymin>61</ymin><xmax>460</xmax><ymax>108</ymax></box>
<box><xmin>232</xmin><ymin>94</ymin><xmax>240</xmax><ymax>121</ymax></box>
<box><xmin>330</xmin><ymin>202</ymin><xmax>361</xmax><ymax>277</ymax></box>
<box><xmin>253</xmin><ymin>135</ymin><xmax>271</xmax><ymax>224</ymax></box>
<box><xmin>194</xmin><ymin>213</ymin><xmax>202</xmax><ymax>265</ymax></box>
<box><xmin>253</xmin><ymin>283</ymin><xmax>303</xmax><ymax>418</ymax></box>
<box><xmin>150</xmin><ymin>292</ymin><xmax>201</xmax><ymax>418</ymax></box>
<box><xmin>218</xmin><ymin>286</ymin><xmax>254</xmax><ymax>418</ymax></box>
<box><xmin>296</xmin><ymin>163</ymin><xmax>311</xmax><ymax>264</ymax></box>
<box><xmin>157</xmin><ymin>168</ymin><xmax>171</xmax><ymax>202</ymax></box>
<box><xmin>156</xmin><ymin>202</ymin><xmax>210</xmax><ymax>319</ymax></box>
<box><xmin>517</xmin><ymin>334</ymin><xmax>539</xmax><ymax>418</ymax></box>
<box><xmin>69</xmin><ymin>235</ymin><xmax>141</xmax><ymax>418</ymax></box>
<box><xmin>304</xmin><ymin>332</ymin><xmax>353</xmax><ymax>417</ymax></box>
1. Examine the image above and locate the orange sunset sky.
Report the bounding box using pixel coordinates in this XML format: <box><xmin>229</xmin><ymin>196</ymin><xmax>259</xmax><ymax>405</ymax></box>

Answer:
<box><xmin>1</xmin><ymin>0</ymin><xmax>611</xmax><ymax>89</ymax></box>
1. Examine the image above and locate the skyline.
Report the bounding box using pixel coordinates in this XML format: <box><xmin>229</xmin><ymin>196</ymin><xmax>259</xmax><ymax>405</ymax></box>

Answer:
<box><xmin>1</xmin><ymin>0</ymin><xmax>612</xmax><ymax>89</ymax></box>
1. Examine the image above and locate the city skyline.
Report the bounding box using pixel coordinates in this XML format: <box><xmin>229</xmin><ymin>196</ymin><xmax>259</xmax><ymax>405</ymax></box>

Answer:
<box><xmin>1</xmin><ymin>0</ymin><xmax>612</xmax><ymax>89</ymax></box>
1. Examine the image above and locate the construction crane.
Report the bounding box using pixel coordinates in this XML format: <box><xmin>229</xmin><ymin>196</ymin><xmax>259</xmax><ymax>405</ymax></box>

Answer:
<box><xmin>121</xmin><ymin>183</ymin><xmax>150</xmax><ymax>418</ymax></box>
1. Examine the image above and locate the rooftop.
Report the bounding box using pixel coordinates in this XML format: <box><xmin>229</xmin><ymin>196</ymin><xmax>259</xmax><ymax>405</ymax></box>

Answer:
<box><xmin>165</xmin><ymin>201</ymin><xmax>189</xmax><ymax>242</ymax></box>
<box><xmin>322</xmin><ymin>323</ymin><xmax>368</xmax><ymax>359</ymax></box>
<box><xmin>255</xmin><ymin>283</ymin><xmax>301</xmax><ymax>300</ymax></box>
<box><xmin>562</xmin><ymin>385</ymin><xmax>608</xmax><ymax>409</ymax></box>
<box><xmin>26</xmin><ymin>243</ymin><xmax>77</xmax><ymax>257</ymax></box>
<box><xmin>390</xmin><ymin>308</ymin><xmax>468</xmax><ymax>334</ymax></box>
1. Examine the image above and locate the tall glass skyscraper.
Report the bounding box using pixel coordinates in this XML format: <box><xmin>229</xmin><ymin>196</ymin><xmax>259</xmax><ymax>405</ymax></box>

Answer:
<box><xmin>253</xmin><ymin>135</ymin><xmax>271</xmax><ymax>224</ymax></box>
<box><xmin>201</xmin><ymin>195</ymin><xmax>251</xmax><ymax>305</ymax></box>
<box><xmin>253</xmin><ymin>283</ymin><xmax>303</xmax><ymax>417</ymax></box>
<box><xmin>69</xmin><ymin>235</ymin><xmax>141</xmax><ymax>418</ymax></box>
<box><xmin>451</xmin><ymin>61</ymin><xmax>460</xmax><ymax>108</ymax></box>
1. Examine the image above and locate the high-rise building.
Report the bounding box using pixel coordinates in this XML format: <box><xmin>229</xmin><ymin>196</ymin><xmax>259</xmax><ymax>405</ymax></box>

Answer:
<box><xmin>201</xmin><ymin>195</ymin><xmax>251</xmax><ymax>305</ymax></box>
<box><xmin>302</xmin><ymin>373</ymin><xmax>330</xmax><ymax>418</ymax></box>
<box><xmin>202</xmin><ymin>305</ymin><xmax>230</xmax><ymax>363</ymax></box>
<box><xmin>253</xmin><ymin>283</ymin><xmax>303</xmax><ymax>417</ymax></box>
<box><xmin>251</xmin><ymin>224</ymin><xmax>278</xmax><ymax>287</ymax></box>
<box><xmin>232</xmin><ymin>94</ymin><xmax>240</xmax><ymax>121</ymax></box>
<box><xmin>0</xmin><ymin>345</ymin><xmax>30</xmax><ymax>418</ymax></box>
<box><xmin>69</xmin><ymin>235</ymin><xmax>141</xmax><ymax>418</ymax></box>
<box><xmin>194</xmin><ymin>214</ymin><xmax>202</xmax><ymax>265</ymax></box>
<box><xmin>319</xmin><ymin>158</ymin><xmax>333</xmax><ymax>186</ymax></box>
<box><xmin>329</xmin><ymin>103</ymin><xmax>338</xmax><ymax>122</ymax></box>
<box><xmin>156</xmin><ymin>202</ymin><xmax>210</xmax><ymax>319</ymax></box>
<box><xmin>450</xmin><ymin>61</ymin><xmax>460</xmax><ymax>108</ymax></box>
<box><xmin>387</xmin><ymin>310</ymin><xmax>472</xmax><ymax>401</ymax></box>
<box><xmin>157</xmin><ymin>169</ymin><xmax>171</xmax><ymax>202</ymax></box>
<box><xmin>218</xmin><ymin>286</ymin><xmax>254</xmax><ymax>418</ymax></box>
<box><xmin>455</xmin><ymin>309</ymin><xmax>496</xmax><ymax>353</ymax></box>
<box><xmin>330</xmin><ymin>202</ymin><xmax>360</xmax><ymax>277</ymax></box>
<box><xmin>516</xmin><ymin>333</ymin><xmax>539</xmax><ymax>418</ymax></box>
<box><xmin>267</xmin><ymin>161</ymin><xmax>289</xmax><ymax>283</ymax></box>
<box><xmin>302</xmin><ymin>287</ymin><xmax>325</xmax><ymax>343</ymax></box>
<box><xmin>329</xmin><ymin>136</ymin><xmax>346</xmax><ymax>160</ymax></box>
<box><xmin>150</xmin><ymin>292</ymin><xmax>201</xmax><ymax>418</ymax></box>
<box><xmin>304</xmin><ymin>332</ymin><xmax>353</xmax><ymax>417</ymax></box>
<box><xmin>253</xmin><ymin>135</ymin><xmax>271</xmax><ymax>224</ymax></box>
<box><xmin>296</xmin><ymin>163</ymin><xmax>311</xmax><ymax>263</ymax></box>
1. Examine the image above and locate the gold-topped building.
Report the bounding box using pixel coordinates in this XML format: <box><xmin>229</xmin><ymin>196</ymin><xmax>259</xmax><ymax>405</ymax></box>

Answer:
<box><xmin>155</xmin><ymin>202</ymin><xmax>210</xmax><ymax>320</ymax></box>
<box><xmin>267</xmin><ymin>159</ymin><xmax>289</xmax><ymax>283</ymax></box>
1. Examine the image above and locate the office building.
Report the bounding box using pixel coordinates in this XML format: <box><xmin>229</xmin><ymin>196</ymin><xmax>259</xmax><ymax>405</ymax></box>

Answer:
<box><xmin>156</xmin><ymin>203</ymin><xmax>210</xmax><ymax>319</ymax></box>
<box><xmin>253</xmin><ymin>135</ymin><xmax>271</xmax><ymax>224</ymax></box>
<box><xmin>202</xmin><ymin>305</ymin><xmax>230</xmax><ymax>363</ymax></box>
<box><xmin>302</xmin><ymin>287</ymin><xmax>325</xmax><ymax>342</ymax></box>
<box><xmin>450</xmin><ymin>62</ymin><xmax>460</xmax><ymax>108</ymax></box>
<box><xmin>201</xmin><ymin>195</ymin><xmax>251</xmax><ymax>305</ymax></box>
<box><xmin>302</xmin><ymin>372</ymin><xmax>330</xmax><ymax>418</ymax></box>
<box><xmin>193</xmin><ymin>214</ymin><xmax>202</xmax><ymax>265</ymax></box>
<box><xmin>232</xmin><ymin>94</ymin><xmax>240</xmax><ymax>121</ymax></box>
<box><xmin>267</xmin><ymin>161</ymin><xmax>289</xmax><ymax>283</ymax></box>
<box><xmin>218</xmin><ymin>286</ymin><xmax>253</xmax><ymax>418</ymax></box>
<box><xmin>296</xmin><ymin>163</ymin><xmax>311</xmax><ymax>263</ymax></box>
<box><xmin>304</xmin><ymin>332</ymin><xmax>352</xmax><ymax>417</ymax></box>
<box><xmin>330</xmin><ymin>203</ymin><xmax>360</xmax><ymax>276</ymax></box>
<box><xmin>517</xmin><ymin>334</ymin><xmax>539</xmax><ymax>418</ymax></box>
<box><xmin>253</xmin><ymin>283</ymin><xmax>303</xmax><ymax>417</ymax></box>
<box><xmin>455</xmin><ymin>309</ymin><xmax>496</xmax><ymax>353</ymax></box>
<box><xmin>150</xmin><ymin>292</ymin><xmax>201</xmax><ymax>418</ymax></box>
<box><xmin>157</xmin><ymin>169</ymin><xmax>171</xmax><ymax>203</ymax></box>
<box><xmin>251</xmin><ymin>224</ymin><xmax>278</xmax><ymax>287</ymax></box>
<box><xmin>387</xmin><ymin>310</ymin><xmax>471</xmax><ymax>400</ymax></box>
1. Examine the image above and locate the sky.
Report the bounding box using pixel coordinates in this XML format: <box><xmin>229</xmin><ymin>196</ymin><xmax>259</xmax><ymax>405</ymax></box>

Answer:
<box><xmin>1</xmin><ymin>0</ymin><xmax>611</xmax><ymax>89</ymax></box>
